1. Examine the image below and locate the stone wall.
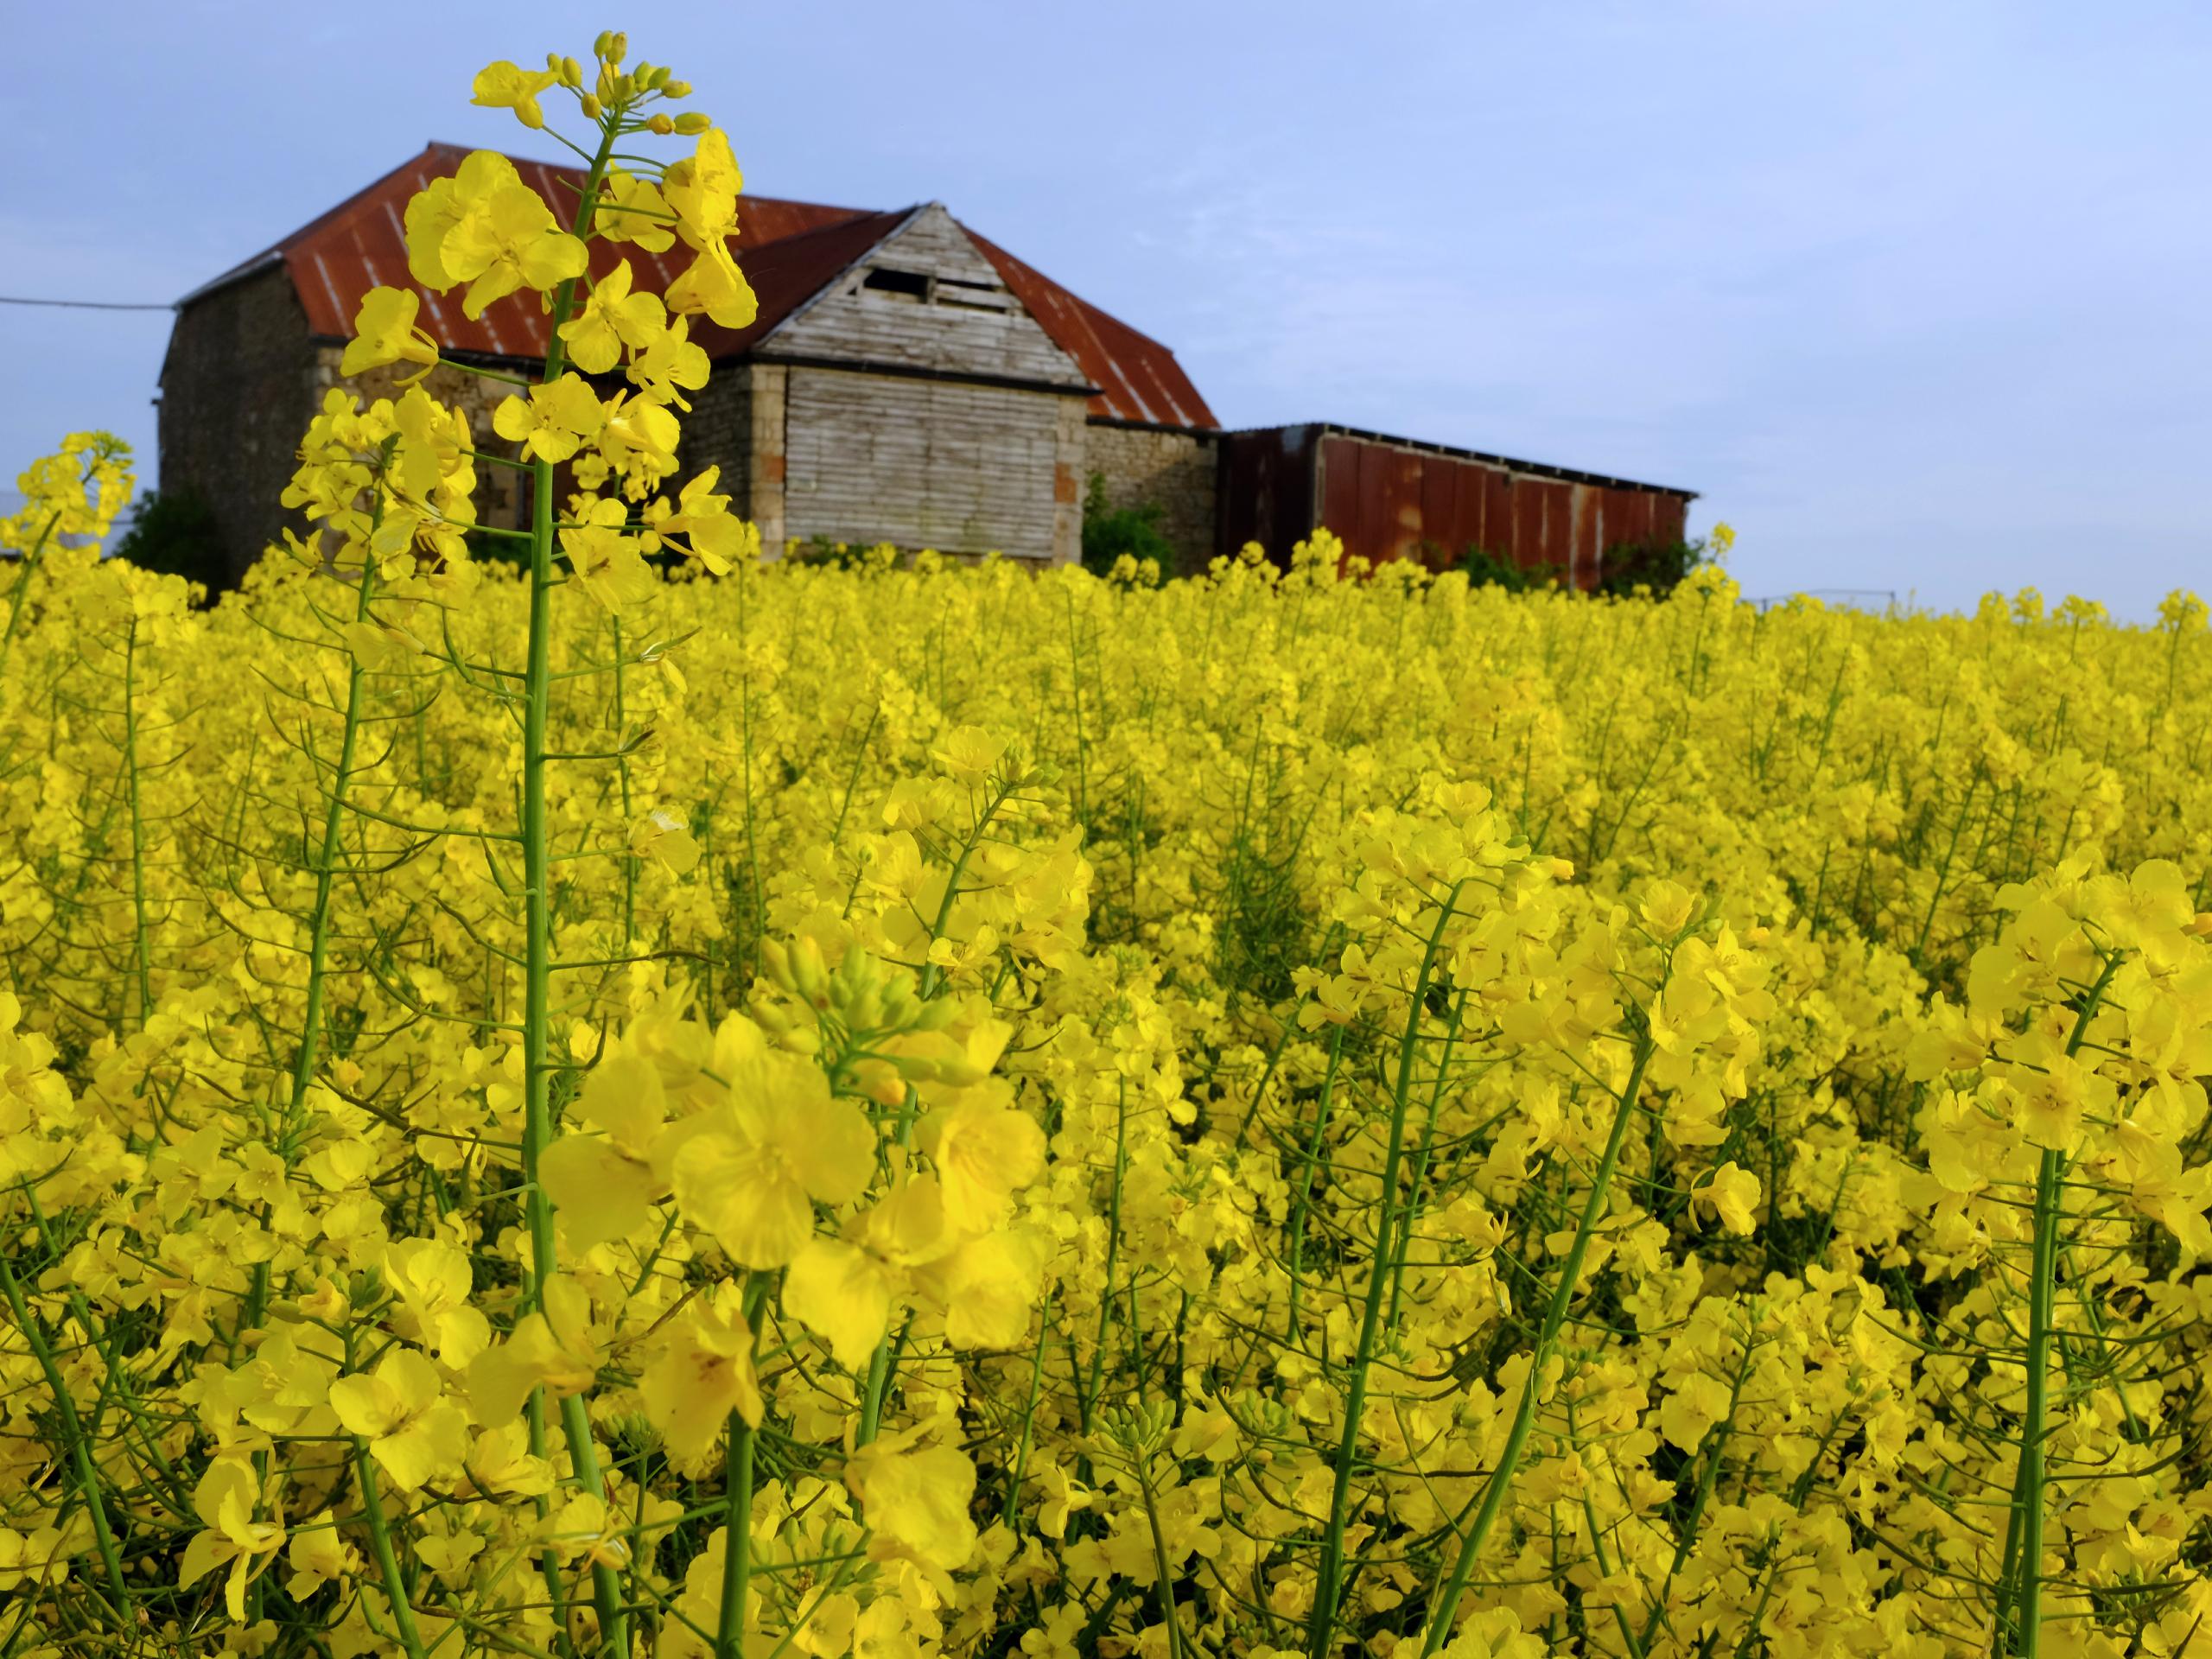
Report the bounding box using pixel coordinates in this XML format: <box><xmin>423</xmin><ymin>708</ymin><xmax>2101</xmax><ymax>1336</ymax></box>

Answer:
<box><xmin>1082</xmin><ymin>419</ymin><xmax>1219</xmax><ymax>571</ymax></box>
<box><xmin>157</xmin><ymin>270</ymin><xmax>549</xmax><ymax>585</ymax></box>
<box><xmin>684</xmin><ymin>362</ymin><xmax>752</xmax><ymax>519</ymax></box>
<box><xmin>156</xmin><ymin>265</ymin><xmax>321</xmax><ymax>587</ymax></box>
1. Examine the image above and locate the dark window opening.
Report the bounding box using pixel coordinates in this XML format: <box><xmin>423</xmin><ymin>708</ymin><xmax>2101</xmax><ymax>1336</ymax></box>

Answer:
<box><xmin>861</xmin><ymin>267</ymin><xmax>931</xmax><ymax>301</ymax></box>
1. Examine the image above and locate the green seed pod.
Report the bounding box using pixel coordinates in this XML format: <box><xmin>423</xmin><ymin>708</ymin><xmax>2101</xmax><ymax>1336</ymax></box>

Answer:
<box><xmin>844</xmin><ymin>985</ymin><xmax>884</xmax><ymax>1033</ymax></box>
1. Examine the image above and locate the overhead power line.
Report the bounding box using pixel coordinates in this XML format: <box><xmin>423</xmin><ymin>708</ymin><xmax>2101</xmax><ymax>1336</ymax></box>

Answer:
<box><xmin>0</xmin><ymin>295</ymin><xmax>174</xmax><ymax>312</ymax></box>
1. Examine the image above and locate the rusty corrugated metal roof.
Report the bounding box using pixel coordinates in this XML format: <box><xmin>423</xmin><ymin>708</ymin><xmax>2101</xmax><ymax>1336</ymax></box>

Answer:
<box><xmin>182</xmin><ymin>142</ymin><xmax>1214</xmax><ymax>429</ymax></box>
<box><xmin>1223</xmin><ymin>422</ymin><xmax>1695</xmax><ymax>499</ymax></box>
<box><xmin>966</xmin><ymin>232</ymin><xmax>1217</xmax><ymax>429</ymax></box>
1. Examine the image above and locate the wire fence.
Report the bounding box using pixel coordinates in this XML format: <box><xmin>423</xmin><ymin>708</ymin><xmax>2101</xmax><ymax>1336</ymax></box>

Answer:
<box><xmin>1746</xmin><ymin>588</ymin><xmax>1899</xmax><ymax>613</ymax></box>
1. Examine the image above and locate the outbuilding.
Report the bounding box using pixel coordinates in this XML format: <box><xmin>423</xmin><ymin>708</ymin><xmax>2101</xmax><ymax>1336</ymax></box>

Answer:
<box><xmin>160</xmin><ymin>143</ymin><xmax>1218</xmax><ymax>582</ymax></box>
<box><xmin>1217</xmin><ymin>423</ymin><xmax>1694</xmax><ymax>586</ymax></box>
<box><xmin>158</xmin><ymin>143</ymin><xmax>1693</xmax><ymax>587</ymax></box>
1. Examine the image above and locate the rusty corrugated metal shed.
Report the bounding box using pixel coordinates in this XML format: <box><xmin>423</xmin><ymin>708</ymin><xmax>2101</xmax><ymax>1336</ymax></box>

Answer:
<box><xmin>1220</xmin><ymin>423</ymin><xmax>1694</xmax><ymax>586</ymax></box>
<box><xmin>180</xmin><ymin>142</ymin><xmax>1212</xmax><ymax>429</ymax></box>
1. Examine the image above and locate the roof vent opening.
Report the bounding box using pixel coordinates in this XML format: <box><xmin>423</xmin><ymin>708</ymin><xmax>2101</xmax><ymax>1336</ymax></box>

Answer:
<box><xmin>934</xmin><ymin>276</ymin><xmax>1012</xmax><ymax>312</ymax></box>
<box><xmin>861</xmin><ymin>267</ymin><xmax>931</xmax><ymax>302</ymax></box>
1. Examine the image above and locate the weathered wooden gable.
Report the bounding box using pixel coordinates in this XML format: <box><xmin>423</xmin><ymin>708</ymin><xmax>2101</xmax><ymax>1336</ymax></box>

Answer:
<box><xmin>760</xmin><ymin>203</ymin><xmax>1090</xmax><ymax>391</ymax></box>
<box><xmin>738</xmin><ymin>202</ymin><xmax>1092</xmax><ymax>563</ymax></box>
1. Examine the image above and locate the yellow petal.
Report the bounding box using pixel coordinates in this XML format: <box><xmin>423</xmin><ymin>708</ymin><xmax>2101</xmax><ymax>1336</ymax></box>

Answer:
<box><xmin>541</xmin><ymin>1133</ymin><xmax>658</xmax><ymax>1255</ymax></box>
<box><xmin>785</xmin><ymin>1236</ymin><xmax>894</xmax><ymax>1370</ymax></box>
<box><xmin>671</xmin><ymin>1131</ymin><xmax>814</xmax><ymax>1267</ymax></box>
<box><xmin>178</xmin><ymin>1529</ymin><xmax>229</xmax><ymax>1591</ymax></box>
<box><xmin>779</xmin><ymin>1093</ymin><xmax>877</xmax><ymax>1209</ymax></box>
<box><xmin>373</xmin><ymin>1402</ymin><xmax>467</xmax><ymax>1493</ymax></box>
<box><xmin>327</xmin><ymin>1374</ymin><xmax>391</xmax><ymax>1440</ymax></box>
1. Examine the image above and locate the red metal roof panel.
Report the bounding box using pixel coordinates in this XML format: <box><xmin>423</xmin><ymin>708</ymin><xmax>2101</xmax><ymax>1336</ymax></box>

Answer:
<box><xmin>183</xmin><ymin>143</ymin><xmax>1217</xmax><ymax>430</ymax></box>
<box><xmin>966</xmin><ymin>232</ymin><xmax>1217</xmax><ymax>429</ymax></box>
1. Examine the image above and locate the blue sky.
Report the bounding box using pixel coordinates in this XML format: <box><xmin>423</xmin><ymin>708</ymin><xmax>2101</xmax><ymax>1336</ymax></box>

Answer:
<box><xmin>8</xmin><ymin>2</ymin><xmax>2207</xmax><ymax>615</ymax></box>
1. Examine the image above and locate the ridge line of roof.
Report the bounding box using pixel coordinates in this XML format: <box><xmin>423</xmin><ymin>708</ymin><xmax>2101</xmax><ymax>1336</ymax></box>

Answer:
<box><xmin>174</xmin><ymin>142</ymin><xmax>453</xmax><ymax>308</ymax></box>
<box><xmin>423</xmin><ymin>139</ymin><xmax>887</xmax><ymax>224</ymax></box>
<box><xmin>181</xmin><ymin>140</ymin><xmax>889</xmax><ymax>312</ymax></box>
<box><xmin>1220</xmin><ymin>421</ymin><xmax>1697</xmax><ymax>499</ymax></box>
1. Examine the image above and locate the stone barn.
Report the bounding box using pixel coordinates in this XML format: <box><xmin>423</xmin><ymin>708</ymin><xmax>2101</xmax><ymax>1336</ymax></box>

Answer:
<box><xmin>161</xmin><ymin>143</ymin><xmax>1219</xmax><ymax>584</ymax></box>
<box><xmin>160</xmin><ymin>143</ymin><xmax>1693</xmax><ymax>586</ymax></box>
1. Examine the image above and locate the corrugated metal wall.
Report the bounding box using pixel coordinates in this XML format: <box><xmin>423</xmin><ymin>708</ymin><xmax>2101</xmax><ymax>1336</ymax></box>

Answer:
<box><xmin>1217</xmin><ymin>424</ymin><xmax>1691</xmax><ymax>588</ymax></box>
<box><xmin>1215</xmin><ymin>423</ymin><xmax>1320</xmax><ymax>565</ymax></box>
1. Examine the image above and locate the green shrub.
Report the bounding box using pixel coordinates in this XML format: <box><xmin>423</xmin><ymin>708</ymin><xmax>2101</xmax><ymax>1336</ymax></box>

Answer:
<box><xmin>1456</xmin><ymin>543</ymin><xmax>1560</xmax><ymax>593</ymax></box>
<box><xmin>1081</xmin><ymin>473</ymin><xmax>1177</xmax><ymax>576</ymax></box>
<box><xmin>111</xmin><ymin>488</ymin><xmax>229</xmax><ymax>595</ymax></box>
<box><xmin>1597</xmin><ymin>537</ymin><xmax>1708</xmax><ymax>597</ymax></box>
<box><xmin>1454</xmin><ymin>536</ymin><xmax>1713</xmax><ymax>598</ymax></box>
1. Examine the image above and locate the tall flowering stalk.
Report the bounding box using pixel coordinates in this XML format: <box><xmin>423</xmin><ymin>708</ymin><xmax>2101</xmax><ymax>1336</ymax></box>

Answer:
<box><xmin>1902</xmin><ymin>861</ymin><xmax>2211</xmax><ymax>1656</ymax></box>
<box><xmin>0</xmin><ymin>433</ymin><xmax>132</xmax><ymax>683</ymax></box>
<box><xmin>257</xmin><ymin>33</ymin><xmax>765</xmax><ymax>1655</ymax></box>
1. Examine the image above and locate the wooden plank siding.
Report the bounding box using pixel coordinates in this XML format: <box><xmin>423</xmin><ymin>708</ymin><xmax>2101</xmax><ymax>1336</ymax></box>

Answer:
<box><xmin>782</xmin><ymin>367</ymin><xmax>1077</xmax><ymax>561</ymax></box>
<box><xmin>741</xmin><ymin>203</ymin><xmax>1092</xmax><ymax>563</ymax></box>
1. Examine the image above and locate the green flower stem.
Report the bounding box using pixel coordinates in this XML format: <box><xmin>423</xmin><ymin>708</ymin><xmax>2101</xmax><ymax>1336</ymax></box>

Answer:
<box><xmin>1002</xmin><ymin>1289</ymin><xmax>1054</xmax><ymax>1529</ymax></box>
<box><xmin>353</xmin><ymin>1440</ymin><xmax>429</xmax><ymax>1659</ymax></box>
<box><xmin>715</xmin><ymin>1418</ymin><xmax>756</xmax><ymax>1658</ymax></box>
<box><xmin>734</xmin><ymin>557</ymin><xmax>764</xmax><ymax>980</ymax></box>
<box><xmin>0</xmin><ymin>511</ymin><xmax>60</xmax><ymax>684</ymax></box>
<box><xmin>1387</xmin><ymin>984</ymin><xmax>1471</xmax><ymax>1333</ymax></box>
<box><xmin>0</xmin><ymin>1249</ymin><xmax>132</xmax><ymax>1627</ymax></box>
<box><xmin>1064</xmin><ymin>589</ymin><xmax>1090</xmax><ymax>830</ymax></box>
<box><xmin>1993</xmin><ymin>950</ymin><xmax>2122</xmax><ymax>1659</ymax></box>
<box><xmin>715</xmin><ymin>1274</ymin><xmax>771</xmax><ymax>1659</ymax></box>
<box><xmin>519</xmin><ymin>113</ymin><xmax>629</xmax><ymax>1659</ymax></box>
<box><xmin>1422</xmin><ymin>1023</ymin><xmax>1657</xmax><ymax>1656</ymax></box>
<box><xmin>856</xmin><ymin>1313</ymin><xmax>912</xmax><ymax>1449</ymax></box>
<box><xmin>1135</xmin><ymin>1462</ymin><xmax>1190</xmax><ymax>1659</ymax></box>
<box><xmin>287</xmin><ymin>555</ymin><xmax>379</xmax><ymax>1118</ymax></box>
<box><xmin>610</xmin><ymin>616</ymin><xmax>636</xmax><ymax>946</ymax></box>
<box><xmin>1307</xmin><ymin>883</ymin><xmax>1464</xmax><ymax>1659</ymax></box>
<box><xmin>1283</xmin><ymin>1026</ymin><xmax>1345</xmax><ymax>1343</ymax></box>
<box><xmin>245</xmin><ymin>550</ymin><xmax>381</xmax><ymax>1341</ymax></box>
<box><xmin>1082</xmin><ymin>1077</ymin><xmax>1132</xmax><ymax>1436</ymax></box>
<box><xmin>855</xmin><ymin>785</ymin><xmax>1023</xmax><ymax>1452</ymax></box>
<box><xmin>1635</xmin><ymin>1333</ymin><xmax>1756</xmax><ymax>1652</ymax></box>
<box><xmin>119</xmin><ymin>619</ymin><xmax>155</xmax><ymax>1030</ymax></box>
